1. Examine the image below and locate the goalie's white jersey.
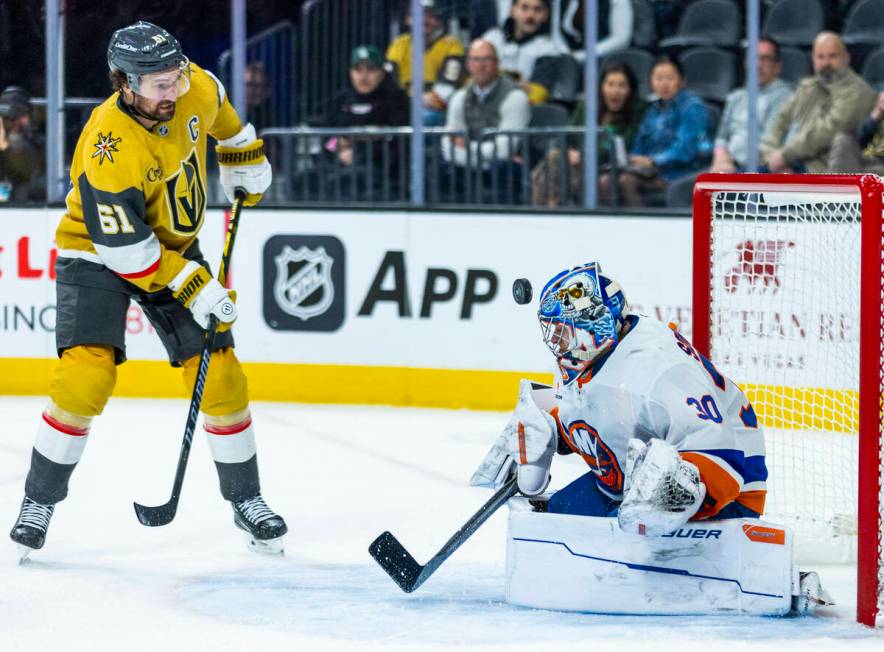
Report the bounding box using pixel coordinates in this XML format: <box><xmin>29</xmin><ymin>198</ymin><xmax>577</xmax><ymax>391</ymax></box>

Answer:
<box><xmin>553</xmin><ymin>316</ymin><xmax>767</xmax><ymax>519</ymax></box>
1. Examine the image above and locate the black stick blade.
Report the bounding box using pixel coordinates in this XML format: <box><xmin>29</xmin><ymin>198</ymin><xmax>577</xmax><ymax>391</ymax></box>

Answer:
<box><xmin>368</xmin><ymin>531</ymin><xmax>424</xmax><ymax>593</ymax></box>
<box><xmin>133</xmin><ymin>501</ymin><xmax>176</xmax><ymax>527</ymax></box>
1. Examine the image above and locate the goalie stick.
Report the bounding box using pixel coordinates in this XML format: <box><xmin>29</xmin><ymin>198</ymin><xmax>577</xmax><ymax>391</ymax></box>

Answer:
<box><xmin>133</xmin><ymin>188</ymin><xmax>246</xmax><ymax>527</ymax></box>
<box><xmin>369</xmin><ymin>475</ymin><xmax>519</xmax><ymax>593</ymax></box>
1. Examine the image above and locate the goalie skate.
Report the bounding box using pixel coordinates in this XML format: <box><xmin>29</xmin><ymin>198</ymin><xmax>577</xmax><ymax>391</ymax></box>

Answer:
<box><xmin>231</xmin><ymin>494</ymin><xmax>287</xmax><ymax>556</ymax></box>
<box><xmin>9</xmin><ymin>497</ymin><xmax>54</xmax><ymax>561</ymax></box>
<box><xmin>791</xmin><ymin>571</ymin><xmax>835</xmax><ymax>616</ymax></box>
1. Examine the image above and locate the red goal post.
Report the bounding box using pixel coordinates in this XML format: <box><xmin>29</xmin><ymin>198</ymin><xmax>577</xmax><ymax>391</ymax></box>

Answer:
<box><xmin>691</xmin><ymin>173</ymin><xmax>883</xmax><ymax>627</ymax></box>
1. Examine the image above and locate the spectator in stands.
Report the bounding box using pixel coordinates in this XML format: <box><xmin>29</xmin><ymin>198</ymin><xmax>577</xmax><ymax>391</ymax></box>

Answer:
<box><xmin>552</xmin><ymin>0</ymin><xmax>634</xmax><ymax>58</ymax></box>
<box><xmin>0</xmin><ymin>86</ymin><xmax>43</xmax><ymax>202</ymax></box>
<box><xmin>482</xmin><ymin>0</ymin><xmax>567</xmax><ymax>104</ymax></box>
<box><xmin>531</xmin><ymin>60</ymin><xmax>645</xmax><ymax>207</ymax></box>
<box><xmin>761</xmin><ymin>31</ymin><xmax>874</xmax><ymax>174</ymax></box>
<box><xmin>711</xmin><ymin>37</ymin><xmax>792</xmax><ymax>173</ymax></box>
<box><xmin>441</xmin><ymin>39</ymin><xmax>531</xmax><ymax>203</ymax></box>
<box><xmin>313</xmin><ymin>45</ymin><xmax>410</xmax><ymax>201</ymax></box>
<box><xmin>244</xmin><ymin>62</ymin><xmax>274</xmax><ymax>132</ymax></box>
<box><xmin>598</xmin><ymin>55</ymin><xmax>710</xmax><ymax>207</ymax></box>
<box><xmin>386</xmin><ymin>0</ymin><xmax>466</xmax><ymax>126</ymax></box>
<box><xmin>827</xmin><ymin>91</ymin><xmax>884</xmax><ymax>174</ymax></box>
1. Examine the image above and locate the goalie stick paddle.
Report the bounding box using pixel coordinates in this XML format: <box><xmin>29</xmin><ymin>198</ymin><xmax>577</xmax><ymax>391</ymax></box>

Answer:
<box><xmin>368</xmin><ymin>475</ymin><xmax>519</xmax><ymax>593</ymax></box>
<box><xmin>133</xmin><ymin>189</ymin><xmax>247</xmax><ymax>527</ymax></box>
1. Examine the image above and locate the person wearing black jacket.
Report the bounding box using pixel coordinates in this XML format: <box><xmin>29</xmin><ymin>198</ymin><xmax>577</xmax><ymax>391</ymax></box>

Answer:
<box><xmin>318</xmin><ymin>45</ymin><xmax>410</xmax><ymax>201</ymax></box>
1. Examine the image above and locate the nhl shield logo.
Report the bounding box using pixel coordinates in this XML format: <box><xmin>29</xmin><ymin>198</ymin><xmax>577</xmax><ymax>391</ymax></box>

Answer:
<box><xmin>273</xmin><ymin>245</ymin><xmax>335</xmax><ymax>320</ymax></box>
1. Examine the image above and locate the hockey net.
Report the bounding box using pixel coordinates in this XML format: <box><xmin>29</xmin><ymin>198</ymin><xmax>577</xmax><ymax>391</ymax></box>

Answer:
<box><xmin>692</xmin><ymin>174</ymin><xmax>883</xmax><ymax>627</ymax></box>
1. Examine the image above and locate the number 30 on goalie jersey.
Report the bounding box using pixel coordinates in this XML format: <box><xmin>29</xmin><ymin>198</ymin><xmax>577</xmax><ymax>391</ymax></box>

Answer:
<box><xmin>664</xmin><ymin>325</ymin><xmax>767</xmax><ymax>519</ymax></box>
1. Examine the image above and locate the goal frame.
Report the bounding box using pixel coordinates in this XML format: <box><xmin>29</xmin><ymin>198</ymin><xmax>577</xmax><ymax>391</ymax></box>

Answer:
<box><xmin>691</xmin><ymin>173</ymin><xmax>883</xmax><ymax>627</ymax></box>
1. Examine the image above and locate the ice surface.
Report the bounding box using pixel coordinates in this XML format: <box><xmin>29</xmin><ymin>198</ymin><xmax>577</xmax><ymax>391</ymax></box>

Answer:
<box><xmin>0</xmin><ymin>396</ymin><xmax>881</xmax><ymax>651</ymax></box>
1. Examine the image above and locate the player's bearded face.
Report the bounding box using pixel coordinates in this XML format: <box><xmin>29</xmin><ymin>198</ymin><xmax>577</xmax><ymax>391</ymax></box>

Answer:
<box><xmin>127</xmin><ymin>64</ymin><xmax>190</xmax><ymax>122</ymax></box>
<box><xmin>133</xmin><ymin>93</ymin><xmax>176</xmax><ymax>121</ymax></box>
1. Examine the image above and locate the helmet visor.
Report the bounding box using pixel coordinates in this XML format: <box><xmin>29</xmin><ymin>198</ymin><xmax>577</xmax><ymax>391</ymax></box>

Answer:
<box><xmin>129</xmin><ymin>59</ymin><xmax>191</xmax><ymax>101</ymax></box>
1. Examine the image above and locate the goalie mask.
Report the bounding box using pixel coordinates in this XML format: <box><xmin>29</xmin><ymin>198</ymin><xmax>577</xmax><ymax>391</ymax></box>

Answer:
<box><xmin>538</xmin><ymin>262</ymin><xmax>629</xmax><ymax>385</ymax></box>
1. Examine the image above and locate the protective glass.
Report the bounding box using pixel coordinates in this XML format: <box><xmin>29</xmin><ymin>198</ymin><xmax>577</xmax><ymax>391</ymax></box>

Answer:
<box><xmin>130</xmin><ymin>58</ymin><xmax>191</xmax><ymax>101</ymax></box>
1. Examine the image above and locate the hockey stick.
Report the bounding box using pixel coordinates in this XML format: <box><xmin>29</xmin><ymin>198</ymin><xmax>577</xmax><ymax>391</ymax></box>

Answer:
<box><xmin>368</xmin><ymin>475</ymin><xmax>518</xmax><ymax>593</ymax></box>
<box><xmin>134</xmin><ymin>188</ymin><xmax>246</xmax><ymax>527</ymax></box>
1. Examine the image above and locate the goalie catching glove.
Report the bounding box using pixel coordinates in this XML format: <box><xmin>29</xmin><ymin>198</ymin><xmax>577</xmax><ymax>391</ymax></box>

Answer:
<box><xmin>215</xmin><ymin>123</ymin><xmax>272</xmax><ymax>206</ymax></box>
<box><xmin>617</xmin><ymin>438</ymin><xmax>706</xmax><ymax>537</ymax></box>
<box><xmin>169</xmin><ymin>260</ymin><xmax>237</xmax><ymax>332</ymax></box>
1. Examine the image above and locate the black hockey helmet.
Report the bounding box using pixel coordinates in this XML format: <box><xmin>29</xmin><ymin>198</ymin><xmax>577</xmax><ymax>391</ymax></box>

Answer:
<box><xmin>107</xmin><ymin>21</ymin><xmax>186</xmax><ymax>77</ymax></box>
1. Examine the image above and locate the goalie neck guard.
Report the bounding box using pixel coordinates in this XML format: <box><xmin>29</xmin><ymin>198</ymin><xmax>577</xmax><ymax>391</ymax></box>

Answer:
<box><xmin>537</xmin><ymin>262</ymin><xmax>629</xmax><ymax>385</ymax></box>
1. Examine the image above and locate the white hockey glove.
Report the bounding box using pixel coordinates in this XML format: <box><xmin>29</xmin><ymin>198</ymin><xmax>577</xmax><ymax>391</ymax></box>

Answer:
<box><xmin>215</xmin><ymin>123</ymin><xmax>272</xmax><ymax>206</ymax></box>
<box><xmin>617</xmin><ymin>438</ymin><xmax>706</xmax><ymax>537</ymax></box>
<box><xmin>169</xmin><ymin>260</ymin><xmax>237</xmax><ymax>332</ymax></box>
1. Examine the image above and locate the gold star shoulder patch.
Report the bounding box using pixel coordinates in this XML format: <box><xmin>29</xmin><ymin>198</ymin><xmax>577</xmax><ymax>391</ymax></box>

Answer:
<box><xmin>91</xmin><ymin>131</ymin><xmax>122</xmax><ymax>165</ymax></box>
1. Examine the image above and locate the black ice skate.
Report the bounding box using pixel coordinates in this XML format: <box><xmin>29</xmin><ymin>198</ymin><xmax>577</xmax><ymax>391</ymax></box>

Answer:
<box><xmin>10</xmin><ymin>496</ymin><xmax>55</xmax><ymax>561</ymax></box>
<box><xmin>231</xmin><ymin>494</ymin><xmax>287</xmax><ymax>555</ymax></box>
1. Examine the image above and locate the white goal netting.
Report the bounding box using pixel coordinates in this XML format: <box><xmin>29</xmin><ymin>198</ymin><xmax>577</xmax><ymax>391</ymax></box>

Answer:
<box><xmin>705</xmin><ymin>187</ymin><xmax>883</xmax><ymax>625</ymax></box>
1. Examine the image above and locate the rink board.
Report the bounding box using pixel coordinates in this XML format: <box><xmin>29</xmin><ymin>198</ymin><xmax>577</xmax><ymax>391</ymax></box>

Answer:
<box><xmin>0</xmin><ymin>207</ymin><xmax>690</xmax><ymax>408</ymax></box>
<box><xmin>0</xmin><ymin>207</ymin><xmax>857</xmax><ymax>415</ymax></box>
<box><xmin>505</xmin><ymin>498</ymin><xmax>795</xmax><ymax>615</ymax></box>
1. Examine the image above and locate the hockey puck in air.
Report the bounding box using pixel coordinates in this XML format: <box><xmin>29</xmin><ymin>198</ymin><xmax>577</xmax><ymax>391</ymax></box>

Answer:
<box><xmin>512</xmin><ymin>278</ymin><xmax>533</xmax><ymax>305</ymax></box>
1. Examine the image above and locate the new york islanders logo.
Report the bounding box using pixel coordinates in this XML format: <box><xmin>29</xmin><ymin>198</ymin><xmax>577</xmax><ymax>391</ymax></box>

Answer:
<box><xmin>91</xmin><ymin>132</ymin><xmax>121</xmax><ymax>165</ymax></box>
<box><xmin>563</xmin><ymin>420</ymin><xmax>624</xmax><ymax>493</ymax></box>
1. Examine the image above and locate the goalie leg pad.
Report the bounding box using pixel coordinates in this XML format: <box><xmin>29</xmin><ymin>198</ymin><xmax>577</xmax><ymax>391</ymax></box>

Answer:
<box><xmin>506</xmin><ymin>499</ymin><xmax>794</xmax><ymax>616</ymax></box>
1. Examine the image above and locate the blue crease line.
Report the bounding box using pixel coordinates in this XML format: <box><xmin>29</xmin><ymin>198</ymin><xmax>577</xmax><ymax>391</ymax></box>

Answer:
<box><xmin>512</xmin><ymin>537</ymin><xmax>783</xmax><ymax>599</ymax></box>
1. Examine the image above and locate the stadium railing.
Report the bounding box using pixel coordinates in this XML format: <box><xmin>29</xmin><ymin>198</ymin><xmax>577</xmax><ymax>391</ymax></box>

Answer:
<box><xmin>259</xmin><ymin>126</ymin><xmax>618</xmax><ymax>208</ymax></box>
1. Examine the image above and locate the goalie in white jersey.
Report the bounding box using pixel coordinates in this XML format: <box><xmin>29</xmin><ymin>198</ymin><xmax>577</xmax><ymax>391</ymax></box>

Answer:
<box><xmin>475</xmin><ymin>261</ymin><xmax>767</xmax><ymax>534</ymax></box>
<box><xmin>473</xmin><ymin>262</ymin><xmax>831</xmax><ymax>615</ymax></box>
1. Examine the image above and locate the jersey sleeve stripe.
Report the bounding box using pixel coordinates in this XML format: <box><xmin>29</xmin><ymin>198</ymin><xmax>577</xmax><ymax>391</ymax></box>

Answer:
<box><xmin>202</xmin><ymin>68</ymin><xmax>227</xmax><ymax>107</ymax></box>
<box><xmin>117</xmin><ymin>257</ymin><xmax>161</xmax><ymax>279</ymax></box>
<box><xmin>681</xmin><ymin>447</ymin><xmax>769</xmax><ymax>484</ymax></box>
<box><xmin>56</xmin><ymin>248</ymin><xmax>103</xmax><ymax>265</ymax></box>
<box><xmin>93</xmin><ymin>235</ymin><xmax>161</xmax><ymax>278</ymax></box>
<box><xmin>736</xmin><ymin>490</ymin><xmax>767</xmax><ymax>515</ymax></box>
<box><xmin>680</xmin><ymin>451</ymin><xmax>742</xmax><ymax>519</ymax></box>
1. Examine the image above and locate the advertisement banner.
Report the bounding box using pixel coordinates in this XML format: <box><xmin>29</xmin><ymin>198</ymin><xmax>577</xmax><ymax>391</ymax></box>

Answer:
<box><xmin>0</xmin><ymin>208</ymin><xmax>692</xmax><ymax>407</ymax></box>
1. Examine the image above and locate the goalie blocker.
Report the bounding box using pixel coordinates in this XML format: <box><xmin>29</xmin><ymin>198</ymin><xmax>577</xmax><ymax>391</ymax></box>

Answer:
<box><xmin>505</xmin><ymin>498</ymin><xmax>819</xmax><ymax>616</ymax></box>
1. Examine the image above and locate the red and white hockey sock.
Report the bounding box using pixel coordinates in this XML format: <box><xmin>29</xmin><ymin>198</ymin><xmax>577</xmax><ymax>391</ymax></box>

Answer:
<box><xmin>26</xmin><ymin>404</ymin><xmax>92</xmax><ymax>504</ymax></box>
<box><xmin>204</xmin><ymin>410</ymin><xmax>260</xmax><ymax>502</ymax></box>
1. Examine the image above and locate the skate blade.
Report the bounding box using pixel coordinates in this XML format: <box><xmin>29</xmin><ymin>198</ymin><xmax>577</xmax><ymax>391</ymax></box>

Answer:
<box><xmin>244</xmin><ymin>532</ymin><xmax>284</xmax><ymax>556</ymax></box>
<box><xmin>16</xmin><ymin>544</ymin><xmax>34</xmax><ymax>564</ymax></box>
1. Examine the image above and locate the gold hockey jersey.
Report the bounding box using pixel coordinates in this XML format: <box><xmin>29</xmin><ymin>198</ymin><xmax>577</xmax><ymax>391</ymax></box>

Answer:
<box><xmin>55</xmin><ymin>63</ymin><xmax>242</xmax><ymax>293</ymax></box>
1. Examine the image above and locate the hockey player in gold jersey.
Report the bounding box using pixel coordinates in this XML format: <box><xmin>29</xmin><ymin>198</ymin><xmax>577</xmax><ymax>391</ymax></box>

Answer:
<box><xmin>10</xmin><ymin>21</ymin><xmax>287</xmax><ymax>557</ymax></box>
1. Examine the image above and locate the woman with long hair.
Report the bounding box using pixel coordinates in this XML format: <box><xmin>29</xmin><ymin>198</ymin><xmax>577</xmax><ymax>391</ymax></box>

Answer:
<box><xmin>531</xmin><ymin>60</ymin><xmax>645</xmax><ymax>207</ymax></box>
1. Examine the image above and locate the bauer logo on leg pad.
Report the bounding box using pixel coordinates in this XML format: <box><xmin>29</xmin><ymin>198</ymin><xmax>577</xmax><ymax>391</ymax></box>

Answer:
<box><xmin>262</xmin><ymin>235</ymin><xmax>346</xmax><ymax>332</ymax></box>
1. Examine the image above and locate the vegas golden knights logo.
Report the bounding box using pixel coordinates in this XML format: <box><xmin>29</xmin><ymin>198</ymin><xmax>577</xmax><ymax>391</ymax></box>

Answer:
<box><xmin>165</xmin><ymin>149</ymin><xmax>206</xmax><ymax>234</ymax></box>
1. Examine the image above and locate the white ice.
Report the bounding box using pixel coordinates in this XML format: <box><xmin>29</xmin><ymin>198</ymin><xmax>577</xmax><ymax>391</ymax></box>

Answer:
<box><xmin>0</xmin><ymin>396</ymin><xmax>881</xmax><ymax>651</ymax></box>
